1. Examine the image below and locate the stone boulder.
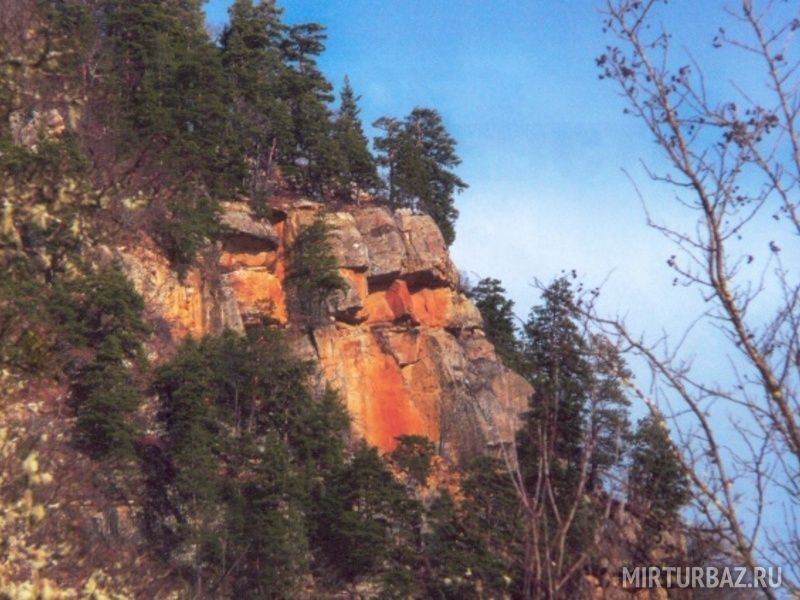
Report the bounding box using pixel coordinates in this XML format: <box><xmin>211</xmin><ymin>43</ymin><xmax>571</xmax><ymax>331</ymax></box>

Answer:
<box><xmin>353</xmin><ymin>206</ymin><xmax>405</xmax><ymax>281</ymax></box>
<box><xmin>219</xmin><ymin>202</ymin><xmax>279</xmax><ymax>247</ymax></box>
<box><xmin>324</xmin><ymin>211</ymin><xmax>369</xmax><ymax>270</ymax></box>
<box><xmin>395</xmin><ymin>209</ymin><xmax>459</xmax><ymax>287</ymax></box>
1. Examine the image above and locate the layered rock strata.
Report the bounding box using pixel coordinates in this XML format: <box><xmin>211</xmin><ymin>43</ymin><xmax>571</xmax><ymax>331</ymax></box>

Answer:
<box><xmin>120</xmin><ymin>200</ymin><xmax>531</xmax><ymax>460</ymax></box>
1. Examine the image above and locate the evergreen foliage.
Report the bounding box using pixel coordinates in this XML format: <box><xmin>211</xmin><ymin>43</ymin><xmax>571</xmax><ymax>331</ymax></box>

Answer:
<box><xmin>628</xmin><ymin>415</ymin><xmax>691</xmax><ymax>539</ymax></box>
<box><xmin>518</xmin><ymin>278</ymin><xmax>591</xmax><ymax>495</ymax></box>
<box><xmin>0</xmin><ymin>258</ymin><xmax>59</xmax><ymax>374</ymax></box>
<box><xmin>99</xmin><ymin>0</ymin><xmax>237</xmax><ymax>193</ymax></box>
<box><xmin>427</xmin><ymin>456</ymin><xmax>524</xmax><ymax>598</ymax></box>
<box><xmin>317</xmin><ymin>441</ymin><xmax>422</xmax><ymax>586</ymax></box>
<box><xmin>221</xmin><ymin>0</ymin><xmax>292</xmax><ymax>210</ymax></box>
<box><xmin>155</xmin><ymin>193</ymin><xmax>222</xmax><ymax>277</ymax></box>
<box><xmin>374</xmin><ymin>108</ymin><xmax>467</xmax><ymax>245</ymax></box>
<box><xmin>584</xmin><ymin>334</ymin><xmax>631</xmax><ymax>490</ymax></box>
<box><xmin>514</xmin><ymin>277</ymin><xmax>632</xmax><ymax>587</ymax></box>
<box><xmin>72</xmin><ymin>348</ymin><xmax>142</xmax><ymax>462</ymax></box>
<box><xmin>468</xmin><ymin>277</ymin><xmax>522</xmax><ymax>370</ymax></box>
<box><xmin>334</xmin><ymin>76</ymin><xmax>379</xmax><ymax>195</ymax></box>
<box><xmin>390</xmin><ymin>434</ymin><xmax>435</xmax><ymax>486</ymax></box>
<box><xmin>286</xmin><ymin>217</ymin><xmax>346</xmax><ymax>322</ymax></box>
<box><xmin>281</xmin><ymin>22</ymin><xmax>344</xmax><ymax>195</ymax></box>
<box><xmin>66</xmin><ymin>267</ymin><xmax>149</xmax><ymax>463</ymax></box>
<box><xmin>151</xmin><ymin>328</ymin><xmax>352</xmax><ymax>596</ymax></box>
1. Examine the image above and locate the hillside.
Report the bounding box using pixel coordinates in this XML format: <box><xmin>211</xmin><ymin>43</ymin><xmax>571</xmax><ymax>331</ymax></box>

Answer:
<box><xmin>0</xmin><ymin>1</ymin><xmax>693</xmax><ymax>598</ymax></box>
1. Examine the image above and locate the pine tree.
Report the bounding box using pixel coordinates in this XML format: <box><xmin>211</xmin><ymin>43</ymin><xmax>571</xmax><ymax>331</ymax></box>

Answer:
<box><xmin>225</xmin><ymin>432</ymin><xmax>308</xmax><ymax>599</ymax></box>
<box><xmin>281</xmin><ymin>22</ymin><xmax>343</xmax><ymax>196</ymax></box>
<box><xmin>390</xmin><ymin>434</ymin><xmax>435</xmax><ymax>486</ymax></box>
<box><xmin>67</xmin><ymin>267</ymin><xmax>149</xmax><ymax>464</ymax></box>
<box><xmin>286</xmin><ymin>217</ymin><xmax>346</xmax><ymax>323</ymax></box>
<box><xmin>72</xmin><ymin>340</ymin><xmax>141</xmax><ymax>462</ymax></box>
<box><xmin>317</xmin><ymin>441</ymin><xmax>421</xmax><ymax>584</ymax></box>
<box><xmin>518</xmin><ymin>277</ymin><xmax>590</xmax><ymax>494</ymax></box>
<box><xmin>99</xmin><ymin>0</ymin><xmax>238</xmax><ymax>272</ymax></box>
<box><xmin>373</xmin><ymin>108</ymin><xmax>467</xmax><ymax>244</ymax></box>
<box><xmin>417</xmin><ymin>457</ymin><xmax>524</xmax><ymax>599</ymax></box>
<box><xmin>153</xmin><ymin>337</ymin><xmax>221</xmax><ymax>592</ymax></box>
<box><xmin>585</xmin><ymin>334</ymin><xmax>631</xmax><ymax>491</ymax></box>
<box><xmin>334</xmin><ymin>76</ymin><xmax>378</xmax><ymax>196</ymax></box>
<box><xmin>221</xmin><ymin>0</ymin><xmax>293</xmax><ymax>209</ymax></box>
<box><xmin>628</xmin><ymin>415</ymin><xmax>690</xmax><ymax>542</ymax></box>
<box><xmin>373</xmin><ymin>116</ymin><xmax>404</xmax><ymax>204</ymax></box>
<box><xmin>405</xmin><ymin>107</ymin><xmax>466</xmax><ymax>245</ymax></box>
<box><xmin>469</xmin><ymin>277</ymin><xmax>523</xmax><ymax>370</ymax></box>
<box><xmin>99</xmin><ymin>0</ymin><xmax>235</xmax><ymax>193</ymax></box>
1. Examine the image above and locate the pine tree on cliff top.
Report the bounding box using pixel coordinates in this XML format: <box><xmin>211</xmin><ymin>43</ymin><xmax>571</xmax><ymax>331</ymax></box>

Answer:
<box><xmin>100</xmin><ymin>0</ymin><xmax>235</xmax><ymax>192</ymax></box>
<box><xmin>281</xmin><ymin>22</ymin><xmax>344</xmax><ymax>196</ymax></box>
<box><xmin>374</xmin><ymin>108</ymin><xmax>467</xmax><ymax>245</ymax></box>
<box><xmin>334</xmin><ymin>76</ymin><xmax>379</xmax><ymax>195</ymax></box>
<box><xmin>221</xmin><ymin>0</ymin><xmax>293</xmax><ymax>208</ymax></box>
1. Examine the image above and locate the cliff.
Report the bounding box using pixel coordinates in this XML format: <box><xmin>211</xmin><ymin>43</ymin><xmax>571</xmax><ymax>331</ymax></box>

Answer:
<box><xmin>119</xmin><ymin>199</ymin><xmax>532</xmax><ymax>462</ymax></box>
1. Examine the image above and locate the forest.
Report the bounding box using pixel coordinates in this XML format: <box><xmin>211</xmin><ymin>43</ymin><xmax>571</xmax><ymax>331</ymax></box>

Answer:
<box><xmin>0</xmin><ymin>0</ymin><xmax>798</xmax><ymax>598</ymax></box>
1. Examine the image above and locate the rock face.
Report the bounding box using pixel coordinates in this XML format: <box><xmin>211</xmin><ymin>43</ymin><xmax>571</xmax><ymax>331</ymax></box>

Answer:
<box><xmin>121</xmin><ymin>199</ymin><xmax>532</xmax><ymax>460</ymax></box>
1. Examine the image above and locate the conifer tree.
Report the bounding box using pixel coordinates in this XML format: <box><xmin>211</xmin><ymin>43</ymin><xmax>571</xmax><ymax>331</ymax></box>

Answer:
<box><xmin>390</xmin><ymin>434</ymin><xmax>435</xmax><ymax>486</ymax></box>
<box><xmin>68</xmin><ymin>267</ymin><xmax>149</xmax><ymax>464</ymax></box>
<box><xmin>99</xmin><ymin>0</ymin><xmax>237</xmax><ymax>272</ymax></box>
<box><xmin>469</xmin><ymin>277</ymin><xmax>523</xmax><ymax>370</ymax></box>
<box><xmin>221</xmin><ymin>0</ymin><xmax>292</xmax><ymax>209</ymax></box>
<box><xmin>372</xmin><ymin>116</ymin><xmax>404</xmax><ymax>204</ymax></box>
<box><xmin>513</xmin><ymin>277</ymin><xmax>634</xmax><ymax>594</ymax></box>
<box><xmin>374</xmin><ymin>108</ymin><xmax>467</xmax><ymax>244</ymax></box>
<box><xmin>225</xmin><ymin>432</ymin><xmax>308</xmax><ymax>599</ymax></box>
<box><xmin>99</xmin><ymin>0</ymin><xmax>235</xmax><ymax>192</ymax></box>
<box><xmin>281</xmin><ymin>22</ymin><xmax>343</xmax><ymax>195</ymax></box>
<box><xmin>585</xmin><ymin>334</ymin><xmax>631</xmax><ymax>490</ymax></box>
<box><xmin>286</xmin><ymin>217</ymin><xmax>346</xmax><ymax>323</ymax></box>
<box><xmin>72</xmin><ymin>341</ymin><xmax>141</xmax><ymax>462</ymax></box>
<box><xmin>317</xmin><ymin>441</ymin><xmax>421</xmax><ymax>585</ymax></box>
<box><xmin>417</xmin><ymin>457</ymin><xmax>524</xmax><ymax>598</ymax></box>
<box><xmin>405</xmin><ymin>107</ymin><xmax>466</xmax><ymax>245</ymax></box>
<box><xmin>153</xmin><ymin>337</ymin><xmax>222</xmax><ymax>591</ymax></box>
<box><xmin>518</xmin><ymin>278</ymin><xmax>590</xmax><ymax>494</ymax></box>
<box><xmin>628</xmin><ymin>415</ymin><xmax>690</xmax><ymax>541</ymax></box>
<box><xmin>334</xmin><ymin>76</ymin><xmax>379</xmax><ymax>196</ymax></box>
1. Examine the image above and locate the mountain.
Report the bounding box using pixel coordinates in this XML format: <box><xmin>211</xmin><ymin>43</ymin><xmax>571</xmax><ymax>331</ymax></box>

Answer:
<box><xmin>0</xmin><ymin>2</ymin><xmax>687</xmax><ymax>597</ymax></box>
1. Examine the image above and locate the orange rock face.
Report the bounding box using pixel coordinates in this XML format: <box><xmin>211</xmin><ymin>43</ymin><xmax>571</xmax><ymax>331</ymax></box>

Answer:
<box><xmin>118</xmin><ymin>243</ymin><xmax>208</xmax><ymax>340</ymax></box>
<box><xmin>409</xmin><ymin>287</ymin><xmax>452</xmax><ymax>327</ymax></box>
<box><xmin>124</xmin><ymin>200</ymin><xmax>531</xmax><ymax>460</ymax></box>
<box><xmin>313</xmin><ymin>325</ymin><xmax>439</xmax><ymax>452</ymax></box>
<box><xmin>224</xmin><ymin>269</ymin><xmax>287</xmax><ymax>325</ymax></box>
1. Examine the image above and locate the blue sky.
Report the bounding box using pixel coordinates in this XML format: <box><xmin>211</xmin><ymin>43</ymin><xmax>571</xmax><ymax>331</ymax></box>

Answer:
<box><xmin>203</xmin><ymin>2</ymin><xmax>799</xmax><ymax>572</ymax></box>
<box><xmin>203</xmin><ymin>0</ymin><xmax>793</xmax><ymax>357</ymax></box>
<box><xmin>203</xmin><ymin>0</ymin><xmax>672</xmax><ymax>318</ymax></box>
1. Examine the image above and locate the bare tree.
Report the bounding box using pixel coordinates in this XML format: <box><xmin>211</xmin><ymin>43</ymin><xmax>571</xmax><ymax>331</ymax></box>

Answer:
<box><xmin>596</xmin><ymin>0</ymin><xmax>800</xmax><ymax>596</ymax></box>
<box><xmin>480</xmin><ymin>295</ymin><xmax>629</xmax><ymax>599</ymax></box>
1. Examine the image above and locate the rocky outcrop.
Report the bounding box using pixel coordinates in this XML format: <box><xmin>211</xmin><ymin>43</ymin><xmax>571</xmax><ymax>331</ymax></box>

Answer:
<box><xmin>121</xmin><ymin>199</ymin><xmax>532</xmax><ymax>460</ymax></box>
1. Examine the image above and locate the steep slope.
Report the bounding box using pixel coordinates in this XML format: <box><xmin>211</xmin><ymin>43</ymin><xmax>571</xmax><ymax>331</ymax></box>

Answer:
<box><xmin>119</xmin><ymin>199</ymin><xmax>532</xmax><ymax>462</ymax></box>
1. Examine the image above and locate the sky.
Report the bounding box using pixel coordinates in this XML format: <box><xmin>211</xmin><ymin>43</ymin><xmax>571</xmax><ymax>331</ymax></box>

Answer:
<box><xmin>203</xmin><ymin>0</ymin><xmax>795</xmax><ymax>372</ymax></box>
<box><xmin>203</xmin><ymin>0</ymin><xmax>721</xmax><ymax>330</ymax></box>
<box><xmin>203</xmin><ymin>1</ymin><xmax>799</xmax><ymax>575</ymax></box>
